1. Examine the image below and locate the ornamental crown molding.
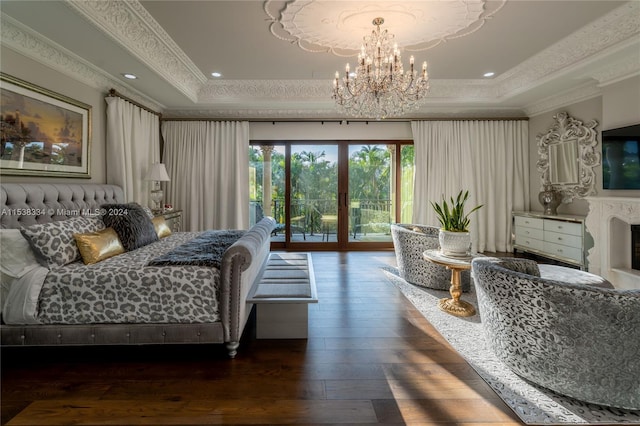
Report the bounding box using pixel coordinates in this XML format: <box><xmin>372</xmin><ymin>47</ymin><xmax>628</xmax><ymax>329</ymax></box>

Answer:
<box><xmin>265</xmin><ymin>0</ymin><xmax>506</xmax><ymax>57</ymax></box>
<box><xmin>524</xmin><ymin>82</ymin><xmax>602</xmax><ymax>117</ymax></box>
<box><xmin>198</xmin><ymin>79</ymin><xmax>496</xmax><ymax>103</ymax></box>
<box><xmin>65</xmin><ymin>0</ymin><xmax>205</xmax><ymax>102</ymax></box>
<box><xmin>0</xmin><ymin>13</ymin><xmax>164</xmax><ymax>112</ymax></box>
<box><xmin>494</xmin><ymin>1</ymin><xmax>640</xmax><ymax>99</ymax></box>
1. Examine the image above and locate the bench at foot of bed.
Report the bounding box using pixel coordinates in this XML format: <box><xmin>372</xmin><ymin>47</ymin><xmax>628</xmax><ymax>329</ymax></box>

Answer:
<box><xmin>247</xmin><ymin>253</ymin><xmax>318</xmax><ymax>339</ymax></box>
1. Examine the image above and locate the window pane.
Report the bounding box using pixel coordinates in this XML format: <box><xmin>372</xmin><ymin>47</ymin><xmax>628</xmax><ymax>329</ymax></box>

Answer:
<box><xmin>400</xmin><ymin>144</ymin><xmax>414</xmax><ymax>224</ymax></box>
<box><xmin>349</xmin><ymin>144</ymin><xmax>392</xmax><ymax>242</ymax></box>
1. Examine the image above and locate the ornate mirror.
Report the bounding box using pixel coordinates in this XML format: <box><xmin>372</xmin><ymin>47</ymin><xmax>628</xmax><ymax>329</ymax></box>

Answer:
<box><xmin>536</xmin><ymin>112</ymin><xmax>600</xmax><ymax>203</ymax></box>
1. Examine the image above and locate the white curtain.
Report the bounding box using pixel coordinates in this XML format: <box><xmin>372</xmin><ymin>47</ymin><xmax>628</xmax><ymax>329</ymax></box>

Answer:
<box><xmin>161</xmin><ymin>121</ymin><xmax>250</xmax><ymax>231</ymax></box>
<box><xmin>411</xmin><ymin>120</ymin><xmax>529</xmax><ymax>252</ymax></box>
<box><xmin>105</xmin><ymin>97</ymin><xmax>160</xmax><ymax>205</ymax></box>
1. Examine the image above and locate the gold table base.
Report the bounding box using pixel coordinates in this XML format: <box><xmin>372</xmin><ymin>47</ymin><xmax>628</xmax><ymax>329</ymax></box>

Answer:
<box><xmin>437</xmin><ymin>297</ymin><xmax>476</xmax><ymax>317</ymax></box>
<box><xmin>423</xmin><ymin>249</ymin><xmax>478</xmax><ymax>318</ymax></box>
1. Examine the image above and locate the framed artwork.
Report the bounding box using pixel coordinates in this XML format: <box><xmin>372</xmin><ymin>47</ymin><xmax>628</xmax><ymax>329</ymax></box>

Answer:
<box><xmin>0</xmin><ymin>73</ymin><xmax>91</xmax><ymax>178</ymax></box>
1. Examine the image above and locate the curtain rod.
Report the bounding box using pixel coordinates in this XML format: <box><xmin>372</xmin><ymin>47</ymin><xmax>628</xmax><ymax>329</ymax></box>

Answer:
<box><xmin>107</xmin><ymin>89</ymin><xmax>162</xmax><ymax>117</ymax></box>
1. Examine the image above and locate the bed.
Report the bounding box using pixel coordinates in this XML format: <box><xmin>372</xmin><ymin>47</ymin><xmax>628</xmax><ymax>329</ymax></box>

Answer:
<box><xmin>0</xmin><ymin>183</ymin><xmax>275</xmax><ymax>358</ymax></box>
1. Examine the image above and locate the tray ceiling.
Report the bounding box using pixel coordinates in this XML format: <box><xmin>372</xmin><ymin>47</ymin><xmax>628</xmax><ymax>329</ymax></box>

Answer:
<box><xmin>1</xmin><ymin>0</ymin><xmax>638</xmax><ymax>119</ymax></box>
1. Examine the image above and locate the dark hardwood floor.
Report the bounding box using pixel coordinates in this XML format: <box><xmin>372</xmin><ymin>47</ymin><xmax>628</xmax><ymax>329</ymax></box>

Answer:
<box><xmin>1</xmin><ymin>251</ymin><xmax>521</xmax><ymax>425</ymax></box>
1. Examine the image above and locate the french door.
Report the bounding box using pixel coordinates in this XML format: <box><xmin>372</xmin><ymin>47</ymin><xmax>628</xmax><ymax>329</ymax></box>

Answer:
<box><xmin>250</xmin><ymin>141</ymin><xmax>413</xmax><ymax>250</ymax></box>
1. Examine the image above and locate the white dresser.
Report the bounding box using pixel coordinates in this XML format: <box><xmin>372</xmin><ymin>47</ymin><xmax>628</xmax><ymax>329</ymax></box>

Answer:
<box><xmin>512</xmin><ymin>211</ymin><xmax>587</xmax><ymax>270</ymax></box>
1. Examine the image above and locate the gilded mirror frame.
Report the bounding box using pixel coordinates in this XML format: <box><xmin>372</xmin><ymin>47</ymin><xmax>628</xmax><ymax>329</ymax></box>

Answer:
<box><xmin>536</xmin><ymin>112</ymin><xmax>600</xmax><ymax>203</ymax></box>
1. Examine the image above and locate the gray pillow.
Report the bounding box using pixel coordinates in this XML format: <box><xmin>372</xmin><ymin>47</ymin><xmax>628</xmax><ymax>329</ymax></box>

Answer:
<box><xmin>101</xmin><ymin>203</ymin><xmax>158</xmax><ymax>251</ymax></box>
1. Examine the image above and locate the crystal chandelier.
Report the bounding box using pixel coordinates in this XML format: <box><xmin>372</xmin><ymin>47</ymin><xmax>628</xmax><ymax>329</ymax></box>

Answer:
<box><xmin>332</xmin><ymin>17</ymin><xmax>429</xmax><ymax>120</ymax></box>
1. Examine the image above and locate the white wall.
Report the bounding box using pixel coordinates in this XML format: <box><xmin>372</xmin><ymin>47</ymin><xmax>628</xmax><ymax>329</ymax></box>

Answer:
<box><xmin>528</xmin><ymin>75</ymin><xmax>640</xmax><ymax>217</ymax></box>
<box><xmin>1</xmin><ymin>47</ymin><xmax>107</xmax><ymax>184</ymax></box>
<box><xmin>602</xmin><ymin>75</ymin><xmax>640</xmax><ymax>131</ymax></box>
<box><xmin>599</xmin><ymin>75</ymin><xmax>640</xmax><ymax>199</ymax></box>
<box><xmin>528</xmin><ymin>97</ymin><xmax>603</xmax><ymax>217</ymax></box>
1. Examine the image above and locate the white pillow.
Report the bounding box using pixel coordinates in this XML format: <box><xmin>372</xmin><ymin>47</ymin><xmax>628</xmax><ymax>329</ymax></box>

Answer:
<box><xmin>0</xmin><ymin>229</ymin><xmax>40</xmax><ymax>278</ymax></box>
<box><xmin>1</xmin><ymin>271</ymin><xmax>15</xmax><ymax>315</ymax></box>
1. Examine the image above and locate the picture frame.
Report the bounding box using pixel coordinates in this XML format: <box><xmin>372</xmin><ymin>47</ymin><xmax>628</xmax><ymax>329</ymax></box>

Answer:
<box><xmin>0</xmin><ymin>73</ymin><xmax>91</xmax><ymax>178</ymax></box>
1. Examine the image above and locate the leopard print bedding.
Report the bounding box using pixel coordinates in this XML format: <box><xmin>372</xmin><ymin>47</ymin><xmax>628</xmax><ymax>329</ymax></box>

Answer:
<box><xmin>36</xmin><ymin>232</ymin><xmax>222</xmax><ymax>325</ymax></box>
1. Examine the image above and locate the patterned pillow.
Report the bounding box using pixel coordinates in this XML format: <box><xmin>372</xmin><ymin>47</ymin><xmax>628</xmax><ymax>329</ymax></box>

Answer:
<box><xmin>20</xmin><ymin>216</ymin><xmax>105</xmax><ymax>269</ymax></box>
<box><xmin>101</xmin><ymin>203</ymin><xmax>158</xmax><ymax>251</ymax></box>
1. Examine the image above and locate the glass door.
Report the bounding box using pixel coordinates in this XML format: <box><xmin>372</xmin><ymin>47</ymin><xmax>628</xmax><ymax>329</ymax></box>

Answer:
<box><xmin>289</xmin><ymin>143</ymin><xmax>339</xmax><ymax>247</ymax></box>
<box><xmin>250</xmin><ymin>141</ymin><xmax>413</xmax><ymax>250</ymax></box>
<box><xmin>347</xmin><ymin>144</ymin><xmax>393</xmax><ymax>247</ymax></box>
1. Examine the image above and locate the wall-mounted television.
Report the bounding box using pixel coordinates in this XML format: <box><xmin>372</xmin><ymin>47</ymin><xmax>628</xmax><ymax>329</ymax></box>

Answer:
<box><xmin>602</xmin><ymin>124</ymin><xmax>640</xmax><ymax>190</ymax></box>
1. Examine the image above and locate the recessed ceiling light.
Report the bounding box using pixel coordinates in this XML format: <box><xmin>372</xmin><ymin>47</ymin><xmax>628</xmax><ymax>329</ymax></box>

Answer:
<box><xmin>211</xmin><ymin>72</ymin><xmax>222</xmax><ymax>78</ymax></box>
<box><xmin>483</xmin><ymin>72</ymin><xmax>495</xmax><ymax>78</ymax></box>
<box><xmin>122</xmin><ymin>73</ymin><xmax>137</xmax><ymax>79</ymax></box>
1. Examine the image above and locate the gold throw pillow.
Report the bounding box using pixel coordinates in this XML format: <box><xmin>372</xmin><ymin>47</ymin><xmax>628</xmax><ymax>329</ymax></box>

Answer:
<box><xmin>74</xmin><ymin>227</ymin><xmax>125</xmax><ymax>265</ymax></box>
<box><xmin>152</xmin><ymin>216</ymin><xmax>172</xmax><ymax>239</ymax></box>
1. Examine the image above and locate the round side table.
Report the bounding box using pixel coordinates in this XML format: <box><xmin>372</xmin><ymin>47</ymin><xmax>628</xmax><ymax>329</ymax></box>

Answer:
<box><xmin>423</xmin><ymin>249</ymin><xmax>482</xmax><ymax>317</ymax></box>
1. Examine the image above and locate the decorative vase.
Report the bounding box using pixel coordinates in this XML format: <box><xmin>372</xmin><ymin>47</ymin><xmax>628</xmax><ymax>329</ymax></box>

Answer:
<box><xmin>538</xmin><ymin>184</ymin><xmax>561</xmax><ymax>215</ymax></box>
<box><xmin>439</xmin><ymin>230</ymin><xmax>471</xmax><ymax>257</ymax></box>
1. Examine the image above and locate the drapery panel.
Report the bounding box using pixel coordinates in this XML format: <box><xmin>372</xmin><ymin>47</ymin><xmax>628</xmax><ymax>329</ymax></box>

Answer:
<box><xmin>105</xmin><ymin>97</ymin><xmax>160</xmax><ymax>205</ymax></box>
<box><xmin>411</xmin><ymin>120</ymin><xmax>529</xmax><ymax>252</ymax></box>
<box><xmin>161</xmin><ymin>121</ymin><xmax>250</xmax><ymax>231</ymax></box>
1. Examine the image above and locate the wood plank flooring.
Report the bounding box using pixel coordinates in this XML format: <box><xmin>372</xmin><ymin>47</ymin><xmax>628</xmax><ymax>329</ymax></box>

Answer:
<box><xmin>1</xmin><ymin>251</ymin><xmax>522</xmax><ymax>425</ymax></box>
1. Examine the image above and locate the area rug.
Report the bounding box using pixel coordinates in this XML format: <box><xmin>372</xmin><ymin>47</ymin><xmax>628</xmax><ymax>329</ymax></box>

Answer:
<box><xmin>382</xmin><ymin>266</ymin><xmax>640</xmax><ymax>425</ymax></box>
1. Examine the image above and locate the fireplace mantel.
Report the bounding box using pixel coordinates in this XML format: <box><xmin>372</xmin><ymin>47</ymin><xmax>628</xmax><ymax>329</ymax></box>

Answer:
<box><xmin>585</xmin><ymin>197</ymin><xmax>640</xmax><ymax>289</ymax></box>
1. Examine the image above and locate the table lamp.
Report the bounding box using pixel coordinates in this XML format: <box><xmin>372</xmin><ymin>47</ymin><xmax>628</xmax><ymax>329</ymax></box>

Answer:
<box><xmin>145</xmin><ymin>162</ymin><xmax>170</xmax><ymax>214</ymax></box>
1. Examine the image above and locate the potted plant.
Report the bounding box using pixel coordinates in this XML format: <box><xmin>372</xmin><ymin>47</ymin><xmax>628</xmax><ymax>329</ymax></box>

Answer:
<box><xmin>430</xmin><ymin>190</ymin><xmax>483</xmax><ymax>256</ymax></box>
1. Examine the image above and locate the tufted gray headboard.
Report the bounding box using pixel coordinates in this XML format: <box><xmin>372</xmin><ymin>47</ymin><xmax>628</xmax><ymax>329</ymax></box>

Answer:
<box><xmin>1</xmin><ymin>184</ymin><xmax>125</xmax><ymax>229</ymax></box>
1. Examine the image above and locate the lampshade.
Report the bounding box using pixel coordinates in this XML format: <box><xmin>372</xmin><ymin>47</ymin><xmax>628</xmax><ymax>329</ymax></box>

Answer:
<box><xmin>145</xmin><ymin>163</ymin><xmax>170</xmax><ymax>181</ymax></box>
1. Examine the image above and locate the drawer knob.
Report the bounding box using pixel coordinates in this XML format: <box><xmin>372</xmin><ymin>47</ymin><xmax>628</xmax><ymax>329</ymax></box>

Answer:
<box><xmin>557</xmin><ymin>237</ymin><xmax>563</xmax><ymax>241</ymax></box>
<box><xmin>557</xmin><ymin>249</ymin><xmax>563</xmax><ymax>253</ymax></box>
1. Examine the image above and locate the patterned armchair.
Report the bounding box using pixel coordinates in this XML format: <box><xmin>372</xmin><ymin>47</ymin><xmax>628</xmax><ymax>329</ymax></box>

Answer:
<box><xmin>472</xmin><ymin>257</ymin><xmax>640</xmax><ymax>410</ymax></box>
<box><xmin>390</xmin><ymin>224</ymin><xmax>470</xmax><ymax>291</ymax></box>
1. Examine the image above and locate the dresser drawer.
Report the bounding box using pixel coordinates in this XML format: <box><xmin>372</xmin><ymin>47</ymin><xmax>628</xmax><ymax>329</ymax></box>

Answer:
<box><xmin>543</xmin><ymin>219</ymin><xmax>582</xmax><ymax>236</ymax></box>
<box><xmin>516</xmin><ymin>227</ymin><xmax>543</xmax><ymax>240</ymax></box>
<box><xmin>515</xmin><ymin>235</ymin><xmax>544</xmax><ymax>251</ymax></box>
<box><xmin>543</xmin><ymin>230</ymin><xmax>582</xmax><ymax>249</ymax></box>
<box><xmin>514</xmin><ymin>216</ymin><xmax>543</xmax><ymax>230</ymax></box>
<box><xmin>543</xmin><ymin>241</ymin><xmax>583</xmax><ymax>263</ymax></box>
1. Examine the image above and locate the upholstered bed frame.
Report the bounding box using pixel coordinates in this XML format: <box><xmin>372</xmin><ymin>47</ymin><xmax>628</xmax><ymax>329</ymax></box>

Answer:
<box><xmin>0</xmin><ymin>183</ymin><xmax>274</xmax><ymax>357</ymax></box>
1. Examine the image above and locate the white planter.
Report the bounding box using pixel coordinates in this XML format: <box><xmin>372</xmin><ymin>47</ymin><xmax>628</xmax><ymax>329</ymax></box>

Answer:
<box><xmin>439</xmin><ymin>230</ymin><xmax>471</xmax><ymax>257</ymax></box>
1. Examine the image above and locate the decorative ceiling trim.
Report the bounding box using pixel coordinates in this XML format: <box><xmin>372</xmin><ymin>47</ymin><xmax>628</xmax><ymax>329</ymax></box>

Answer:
<box><xmin>4</xmin><ymin>1</ymin><xmax>639</xmax><ymax>120</ymax></box>
<box><xmin>264</xmin><ymin>0</ymin><xmax>506</xmax><ymax>57</ymax></box>
<box><xmin>65</xmin><ymin>0</ymin><xmax>205</xmax><ymax>102</ymax></box>
<box><xmin>162</xmin><ymin>105</ymin><xmax>524</xmax><ymax>120</ymax></box>
<box><xmin>493</xmin><ymin>1</ymin><xmax>640</xmax><ymax>99</ymax></box>
<box><xmin>586</xmin><ymin>48</ymin><xmax>640</xmax><ymax>87</ymax></box>
<box><xmin>198</xmin><ymin>79</ymin><xmax>496</xmax><ymax>103</ymax></box>
<box><xmin>0</xmin><ymin>13</ymin><xmax>164</xmax><ymax>112</ymax></box>
<box><xmin>523</xmin><ymin>82</ymin><xmax>602</xmax><ymax>117</ymax></box>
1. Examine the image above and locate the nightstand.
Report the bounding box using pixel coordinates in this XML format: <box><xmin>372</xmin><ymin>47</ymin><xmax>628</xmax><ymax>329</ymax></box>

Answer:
<box><xmin>156</xmin><ymin>210</ymin><xmax>182</xmax><ymax>232</ymax></box>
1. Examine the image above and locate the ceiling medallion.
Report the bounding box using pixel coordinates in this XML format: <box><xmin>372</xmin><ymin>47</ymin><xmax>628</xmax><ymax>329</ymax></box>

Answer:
<box><xmin>264</xmin><ymin>0</ymin><xmax>506</xmax><ymax>57</ymax></box>
<box><xmin>332</xmin><ymin>17</ymin><xmax>429</xmax><ymax>119</ymax></box>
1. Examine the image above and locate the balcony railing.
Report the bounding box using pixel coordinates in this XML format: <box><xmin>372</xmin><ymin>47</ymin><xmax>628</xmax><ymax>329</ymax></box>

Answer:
<box><xmin>251</xmin><ymin>198</ymin><xmax>394</xmax><ymax>236</ymax></box>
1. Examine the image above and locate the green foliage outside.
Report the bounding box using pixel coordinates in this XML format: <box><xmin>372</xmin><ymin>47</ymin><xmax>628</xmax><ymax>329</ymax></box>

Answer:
<box><xmin>250</xmin><ymin>143</ymin><xmax>415</xmax><ymax>234</ymax></box>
